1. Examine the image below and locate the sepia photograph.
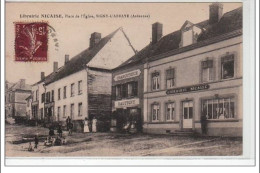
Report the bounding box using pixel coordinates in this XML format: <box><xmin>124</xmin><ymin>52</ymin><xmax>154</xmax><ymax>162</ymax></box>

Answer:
<box><xmin>3</xmin><ymin>1</ymin><xmax>255</xmax><ymax>167</ymax></box>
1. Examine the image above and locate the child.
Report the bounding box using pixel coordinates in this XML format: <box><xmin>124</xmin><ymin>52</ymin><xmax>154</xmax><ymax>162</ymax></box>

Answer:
<box><xmin>34</xmin><ymin>135</ymin><xmax>39</xmax><ymax>149</ymax></box>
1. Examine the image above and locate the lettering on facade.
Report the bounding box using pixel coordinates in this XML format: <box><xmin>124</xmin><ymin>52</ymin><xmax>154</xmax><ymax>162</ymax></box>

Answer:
<box><xmin>166</xmin><ymin>84</ymin><xmax>210</xmax><ymax>95</ymax></box>
<box><xmin>115</xmin><ymin>98</ymin><xmax>140</xmax><ymax>108</ymax></box>
<box><xmin>114</xmin><ymin>69</ymin><xmax>141</xmax><ymax>81</ymax></box>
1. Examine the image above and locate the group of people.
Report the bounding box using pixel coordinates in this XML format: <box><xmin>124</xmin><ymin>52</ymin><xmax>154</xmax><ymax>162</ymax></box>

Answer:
<box><xmin>83</xmin><ymin>117</ymin><xmax>97</xmax><ymax>133</ymax></box>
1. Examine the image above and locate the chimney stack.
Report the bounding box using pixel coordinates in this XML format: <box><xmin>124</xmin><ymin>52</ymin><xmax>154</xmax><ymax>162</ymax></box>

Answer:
<box><xmin>152</xmin><ymin>22</ymin><xmax>163</xmax><ymax>44</ymax></box>
<box><xmin>41</xmin><ymin>72</ymin><xmax>45</xmax><ymax>80</ymax></box>
<box><xmin>89</xmin><ymin>32</ymin><xmax>101</xmax><ymax>49</ymax></box>
<box><xmin>209</xmin><ymin>3</ymin><xmax>223</xmax><ymax>24</ymax></box>
<box><xmin>53</xmin><ymin>61</ymin><xmax>58</xmax><ymax>73</ymax></box>
<box><xmin>20</xmin><ymin>79</ymin><xmax>25</xmax><ymax>89</ymax></box>
<box><xmin>65</xmin><ymin>54</ymin><xmax>69</xmax><ymax>65</ymax></box>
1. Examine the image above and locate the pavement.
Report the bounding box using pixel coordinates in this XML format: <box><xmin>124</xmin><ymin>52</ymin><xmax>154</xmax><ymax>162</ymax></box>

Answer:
<box><xmin>5</xmin><ymin>124</ymin><xmax>242</xmax><ymax>157</ymax></box>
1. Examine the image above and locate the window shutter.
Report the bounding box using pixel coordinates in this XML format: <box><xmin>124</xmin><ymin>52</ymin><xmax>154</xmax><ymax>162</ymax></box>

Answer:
<box><xmin>112</xmin><ymin>86</ymin><xmax>116</xmax><ymax>100</ymax></box>
<box><xmin>202</xmin><ymin>61</ymin><xmax>208</xmax><ymax>69</ymax></box>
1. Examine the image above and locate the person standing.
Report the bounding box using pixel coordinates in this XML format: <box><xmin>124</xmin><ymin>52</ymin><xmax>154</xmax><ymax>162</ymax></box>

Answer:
<box><xmin>83</xmin><ymin>118</ymin><xmax>90</xmax><ymax>133</ymax></box>
<box><xmin>92</xmin><ymin>117</ymin><xmax>97</xmax><ymax>133</ymax></box>
<box><xmin>34</xmin><ymin>135</ymin><xmax>39</xmax><ymax>149</ymax></box>
<box><xmin>66</xmin><ymin>116</ymin><xmax>71</xmax><ymax>131</ymax></box>
<box><xmin>68</xmin><ymin>122</ymin><xmax>73</xmax><ymax>135</ymax></box>
<box><xmin>57</xmin><ymin>124</ymin><xmax>63</xmax><ymax>137</ymax></box>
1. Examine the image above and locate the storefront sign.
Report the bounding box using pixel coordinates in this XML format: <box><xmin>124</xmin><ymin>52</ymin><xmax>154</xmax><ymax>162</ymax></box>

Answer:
<box><xmin>114</xmin><ymin>69</ymin><xmax>141</xmax><ymax>81</ymax></box>
<box><xmin>166</xmin><ymin>84</ymin><xmax>210</xmax><ymax>95</ymax></box>
<box><xmin>115</xmin><ymin>98</ymin><xmax>140</xmax><ymax>108</ymax></box>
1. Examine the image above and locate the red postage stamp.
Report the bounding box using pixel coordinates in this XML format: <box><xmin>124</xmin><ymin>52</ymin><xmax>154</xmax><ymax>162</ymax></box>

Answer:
<box><xmin>15</xmin><ymin>22</ymin><xmax>48</xmax><ymax>62</ymax></box>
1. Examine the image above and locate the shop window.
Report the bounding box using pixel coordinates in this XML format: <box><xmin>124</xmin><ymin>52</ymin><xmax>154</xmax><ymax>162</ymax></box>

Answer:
<box><xmin>166</xmin><ymin>68</ymin><xmax>175</xmax><ymax>88</ymax></box>
<box><xmin>78</xmin><ymin>80</ymin><xmax>82</xmax><ymax>95</ymax></box>
<box><xmin>166</xmin><ymin>102</ymin><xmax>175</xmax><ymax>121</ymax></box>
<box><xmin>122</xmin><ymin>83</ymin><xmax>128</xmax><ymax>98</ymax></box>
<box><xmin>41</xmin><ymin>93</ymin><xmax>45</xmax><ymax>103</ymax></box>
<box><xmin>201</xmin><ymin>60</ymin><xmax>214</xmax><ymax>82</ymax></box>
<box><xmin>152</xmin><ymin>72</ymin><xmax>160</xmax><ymax>91</ymax></box>
<box><xmin>116</xmin><ymin>85</ymin><xmax>122</xmax><ymax>99</ymax></box>
<box><xmin>78</xmin><ymin>103</ymin><xmax>82</xmax><ymax>116</ymax></box>
<box><xmin>63</xmin><ymin>86</ymin><xmax>67</xmax><ymax>99</ymax></box>
<box><xmin>71</xmin><ymin>83</ymin><xmax>75</xmax><ymax>97</ymax></box>
<box><xmin>202</xmin><ymin>97</ymin><xmax>235</xmax><ymax>120</ymax></box>
<box><xmin>63</xmin><ymin>105</ymin><xmax>66</xmax><ymax>118</ymax></box>
<box><xmin>127</xmin><ymin>81</ymin><xmax>138</xmax><ymax>97</ymax></box>
<box><xmin>58</xmin><ymin>88</ymin><xmax>61</xmax><ymax>100</ymax></box>
<box><xmin>221</xmin><ymin>54</ymin><xmax>234</xmax><ymax>79</ymax></box>
<box><xmin>152</xmin><ymin>104</ymin><xmax>160</xmax><ymax>122</ymax></box>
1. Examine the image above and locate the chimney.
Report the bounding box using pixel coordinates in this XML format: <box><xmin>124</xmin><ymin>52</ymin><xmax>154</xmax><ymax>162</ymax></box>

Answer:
<box><xmin>20</xmin><ymin>79</ymin><xmax>25</xmax><ymax>89</ymax></box>
<box><xmin>209</xmin><ymin>3</ymin><xmax>223</xmax><ymax>24</ymax></box>
<box><xmin>65</xmin><ymin>54</ymin><xmax>69</xmax><ymax>65</ymax></box>
<box><xmin>152</xmin><ymin>22</ymin><xmax>163</xmax><ymax>44</ymax></box>
<box><xmin>89</xmin><ymin>32</ymin><xmax>101</xmax><ymax>49</ymax></box>
<box><xmin>41</xmin><ymin>72</ymin><xmax>45</xmax><ymax>80</ymax></box>
<box><xmin>53</xmin><ymin>61</ymin><xmax>58</xmax><ymax>73</ymax></box>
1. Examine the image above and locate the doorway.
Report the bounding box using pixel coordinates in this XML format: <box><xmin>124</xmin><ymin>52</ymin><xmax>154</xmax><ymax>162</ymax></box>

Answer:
<box><xmin>182</xmin><ymin>100</ymin><xmax>193</xmax><ymax>129</ymax></box>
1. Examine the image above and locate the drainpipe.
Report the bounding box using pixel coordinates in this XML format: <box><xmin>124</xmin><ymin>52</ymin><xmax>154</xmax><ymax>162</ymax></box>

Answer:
<box><xmin>43</xmin><ymin>83</ymin><xmax>47</xmax><ymax>123</ymax></box>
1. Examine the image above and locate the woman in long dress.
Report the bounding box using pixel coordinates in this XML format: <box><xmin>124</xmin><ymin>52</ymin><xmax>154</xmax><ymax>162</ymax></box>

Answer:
<box><xmin>84</xmin><ymin>118</ymin><xmax>90</xmax><ymax>133</ymax></box>
<box><xmin>92</xmin><ymin>117</ymin><xmax>97</xmax><ymax>133</ymax></box>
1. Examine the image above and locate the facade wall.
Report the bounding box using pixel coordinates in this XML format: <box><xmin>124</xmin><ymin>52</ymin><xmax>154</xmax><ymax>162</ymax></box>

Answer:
<box><xmin>143</xmin><ymin>36</ymin><xmax>242</xmax><ymax>136</ymax></box>
<box><xmin>88</xmin><ymin>69</ymin><xmax>112</xmax><ymax>118</ymax></box>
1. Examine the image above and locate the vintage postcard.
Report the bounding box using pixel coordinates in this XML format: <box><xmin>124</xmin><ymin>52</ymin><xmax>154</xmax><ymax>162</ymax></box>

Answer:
<box><xmin>3</xmin><ymin>1</ymin><xmax>256</xmax><ymax>166</ymax></box>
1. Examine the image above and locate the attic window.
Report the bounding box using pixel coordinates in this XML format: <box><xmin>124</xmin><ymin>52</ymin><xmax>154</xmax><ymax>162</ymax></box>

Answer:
<box><xmin>182</xmin><ymin>29</ymin><xmax>193</xmax><ymax>47</ymax></box>
<box><xmin>180</xmin><ymin>22</ymin><xmax>202</xmax><ymax>47</ymax></box>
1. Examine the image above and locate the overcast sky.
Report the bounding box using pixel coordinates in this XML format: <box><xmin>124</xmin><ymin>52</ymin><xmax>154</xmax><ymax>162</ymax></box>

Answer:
<box><xmin>6</xmin><ymin>2</ymin><xmax>242</xmax><ymax>85</ymax></box>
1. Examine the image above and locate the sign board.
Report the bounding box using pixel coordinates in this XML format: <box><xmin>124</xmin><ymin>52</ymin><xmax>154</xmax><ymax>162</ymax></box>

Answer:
<box><xmin>114</xmin><ymin>69</ymin><xmax>141</xmax><ymax>81</ymax></box>
<box><xmin>166</xmin><ymin>84</ymin><xmax>210</xmax><ymax>95</ymax></box>
<box><xmin>115</xmin><ymin>98</ymin><xmax>140</xmax><ymax>108</ymax></box>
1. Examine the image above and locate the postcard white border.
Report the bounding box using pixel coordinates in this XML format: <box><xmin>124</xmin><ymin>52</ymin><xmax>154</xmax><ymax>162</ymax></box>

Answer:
<box><xmin>1</xmin><ymin>0</ymin><xmax>258</xmax><ymax>169</ymax></box>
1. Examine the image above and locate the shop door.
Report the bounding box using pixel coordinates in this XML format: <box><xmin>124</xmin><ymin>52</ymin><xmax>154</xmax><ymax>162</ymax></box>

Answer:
<box><xmin>182</xmin><ymin>101</ymin><xmax>193</xmax><ymax>128</ymax></box>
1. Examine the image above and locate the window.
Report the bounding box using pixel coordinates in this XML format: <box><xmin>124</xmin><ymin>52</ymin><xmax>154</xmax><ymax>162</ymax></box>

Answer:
<box><xmin>116</xmin><ymin>85</ymin><xmax>122</xmax><ymax>99</ymax></box>
<box><xmin>46</xmin><ymin>92</ymin><xmax>50</xmax><ymax>103</ymax></box>
<box><xmin>40</xmin><ymin>108</ymin><xmax>43</xmax><ymax>119</ymax></box>
<box><xmin>63</xmin><ymin>86</ymin><xmax>67</xmax><ymax>99</ymax></box>
<box><xmin>51</xmin><ymin>90</ymin><xmax>54</xmax><ymax>102</ymax></box>
<box><xmin>221</xmin><ymin>55</ymin><xmax>234</xmax><ymax>79</ymax></box>
<box><xmin>78</xmin><ymin>80</ymin><xmax>82</xmax><ymax>95</ymax></box>
<box><xmin>166</xmin><ymin>102</ymin><xmax>175</xmax><ymax>121</ymax></box>
<box><xmin>202</xmin><ymin>60</ymin><xmax>214</xmax><ymax>82</ymax></box>
<box><xmin>57</xmin><ymin>107</ymin><xmax>61</xmax><ymax>121</ymax></box>
<box><xmin>71</xmin><ymin>83</ymin><xmax>75</xmax><ymax>97</ymax></box>
<box><xmin>166</xmin><ymin>69</ymin><xmax>175</xmax><ymax>88</ymax></box>
<box><xmin>152</xmin><ymin>104</ymin><xmax>160</xmax><ymax>121</ymax></box>
<box><xmin>122</xmin><ymin>83</ymin><xmax>128</xmax><ymax>98</ymax></box>
<box><xmin>58</xmin><ymin>88</ymin><xmax>61</xmax><ymax>100</ymax></box>
<box><xmin>70</xmin><ymin>104</ymin><xmax>74</xmax><ymax>119</ymax></box>
<box><xmin>36</xmin><ymin>90</ymin><xmax>39</xmax><ymax>101</ymax></box>
<box><xmin>78</xmin><ymin>103</ymin><xmax>82</xmax><ymax>116</ymax></box>
<box><xmin>152</xmin><ymin>72</ymin><xmax>160</xmax><ymax>90</ymax></box>
<box><xmin>182</xmin><ymin>28</ymin><xmax>193</xmax><ymax>47</ymax></box>
<box><xmin>41</xmin><ymin>93</ymin><xmax>45</xmax><ymax>103</ymax></box>
<box><xmin>202</xmin><ymin>97</ymin><xmax>235</xmax><ymax>120</ymax></box>
<box><xmin>128</xmin><ymin>81</ymin><xmax>138</xmax><ymax>97</ymax></box>
<box><xmin>63</xmin><ymin>105</ymin><xmax>66</xmax><ymax>118</ymax></box>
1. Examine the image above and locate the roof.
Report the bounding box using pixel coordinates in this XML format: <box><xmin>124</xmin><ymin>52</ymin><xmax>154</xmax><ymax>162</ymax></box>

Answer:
<box><xmin>115</xmin><ymin>6</ymin><xmax>242</xmax><ymax>70</ymax></box>
<box><xmin>8</xmin><ymin>80</ymin><xmax>31</xmax><ymax>91</ymax></box>
<box><xmin>42</xmin><ymin>28</ymin><xmax>135</xmax><ymax>85</ymax></box>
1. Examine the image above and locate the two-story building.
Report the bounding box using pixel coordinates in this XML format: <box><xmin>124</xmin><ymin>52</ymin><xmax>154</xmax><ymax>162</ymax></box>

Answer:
<box><xmin>32</xmin><ymin>28</ymin><xmax>136</xmax><ymax>131</ymax></box>
<box><xmin>141</xmin><ymin>3</ymin><xmax>242</xmax><ymax>136</ymax></box>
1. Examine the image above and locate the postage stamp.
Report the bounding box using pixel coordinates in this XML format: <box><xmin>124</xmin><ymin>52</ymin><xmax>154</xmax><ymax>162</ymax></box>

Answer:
<box><xmin>15</xmin><ymin>22</ymin><xmax>48</xmax><ymax>62</ymax></box>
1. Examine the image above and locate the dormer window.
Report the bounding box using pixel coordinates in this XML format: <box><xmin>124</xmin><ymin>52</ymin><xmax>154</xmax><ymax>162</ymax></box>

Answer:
<box><xmin>180</xmin><ymin>21</ymin><xmax>202</xmax><ymax>47</ymax></box>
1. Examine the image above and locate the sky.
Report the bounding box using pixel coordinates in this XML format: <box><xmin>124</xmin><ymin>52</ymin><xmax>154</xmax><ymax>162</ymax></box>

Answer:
<box><xmin>5</xmin><ymin>2</ymin><xmax>242</xmax><ymax>85</ymax></box>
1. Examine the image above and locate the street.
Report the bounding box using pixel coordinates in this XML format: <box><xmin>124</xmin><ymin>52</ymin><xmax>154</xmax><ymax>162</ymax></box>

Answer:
<box><xmin>5</xmin><ymin>124</ymin><xmax>242</xmax><ymax>157</ymax></box>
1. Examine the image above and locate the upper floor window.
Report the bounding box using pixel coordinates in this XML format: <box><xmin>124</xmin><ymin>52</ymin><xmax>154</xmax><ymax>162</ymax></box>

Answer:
<box><xmin>51</xmin><ymin>90</ymin><xmax>54</xmax><ymax>102</ymax></box>
<box><xmin>116</xmin><ymin>85</ymin><xmax>122</xmax><ymax>99</ymax></box>
<box><xmin>166</xmin><ymin>68</ymin><xmax>175</xmax><ymax>88</ymax></box>
<box><xmin>221</xmin><ymin>54</ymin><xmax>234</xmax><ymax>79</ymax></box>
<box><xmin>36</xmin><ymin>90</ymin><xmax>39</xmax><ymax>101</ymax></box>
<box><xmin>63</xmin><ymin>105</ymin><xmax>67</xmax><ymax>118</ymax></box>
<box><xmin>78</xmin><ymin>103</ymin><xmax>82</xmax><ymax>117</ymax></box>
<box><xmin>202</xmin><ymin>59</ymin><xmax>214</xmax><ymax>82</ymax></box>
<box><xmin>122</xmin><ymin>83</ymin><xmax>128</xmax><ymax>98</ymax></box>
<box><xmin>128</xmin><ymin>81</ymin><xmax>138</xmax><ymax>97</ymax></box>
<box><xmin>41</xmin><ymin>93</ymin><xmax>45</xmax><ymax>103</ymax></box>
<box><xmin>202</xmin><ymin>97</ymin><xmax>235</xmax><ymax>120</ymax></box>
<box><xmin>63</xmin><ymin>86</ymin><xmax>67</xmax><ymax>99</ymax></box>
<box><xmin>78</xmin><ymin>80</ymin><xmax>82</xmax><ymax>95</ymax></box>
<box><xmin>152</xmin><ymin>72</ymin><xmax>160</xmax><ymax>91</ymax></box>
<box><xmin>152</xmin><ymin>104</ymin><xmax>160</xmax><ymax>122</ymax></box>
<box><xmin>58</xmin><ymin>88</ymin><xmax>61</xmax><ymax>100</ymax></box>
<box><xmin>71</xmin><ymin>83</ymin><xmax>75</xmax><ymax>97</ymax></box>
<box><xmin>166</xmin><ymin>102</ymin><xmax>175</xmax><ymax>121</ymax></box>
<box><xmin>46</xmin><ymin>92</ymin><xmax>50</xmax><ymax>103</ymax></box>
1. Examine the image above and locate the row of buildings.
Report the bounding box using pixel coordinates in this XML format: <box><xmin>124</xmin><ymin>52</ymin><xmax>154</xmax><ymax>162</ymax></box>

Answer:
<box><xmin>15</xmin><ymin>3</ymin><xmax>242</xmax><ymax>136</ymax></box>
